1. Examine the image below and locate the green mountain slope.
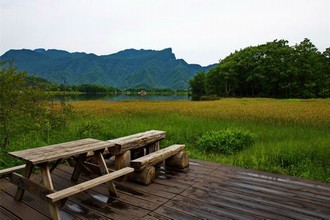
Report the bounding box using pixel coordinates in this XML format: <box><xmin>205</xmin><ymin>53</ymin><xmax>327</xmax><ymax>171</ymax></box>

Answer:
<box><xmin>1</xmin><ymin>48</ymin><xmax>216</xmax><ymax>89</ymax></box>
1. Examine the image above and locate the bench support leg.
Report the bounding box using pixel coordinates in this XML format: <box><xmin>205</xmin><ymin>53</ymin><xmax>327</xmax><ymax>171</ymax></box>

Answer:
<box><xmin>128</xmin><ymin>166</ymin><xmax>155</xmax><ymax>185</ymax></box>
<box><xmin>94</xmin><ymin>151</ymin><xmax>118</xmax><ymax>197</ymax></box>
<box><xmin>14</xmin><ymin>162</ymin><xmax>34</xmax><ymax>201</ymax></box>
<box><xmin>115</xmin><ymin>150</ymin><xmax>131</xmax><ymax>170</ymax></box>
<box><xmin>71</xmin><ymin>153</ymin><xmax>87</xmax><ymax>182</ymax></box>
<box><xmin>146</xmin><ymin>141</ymin><xmax>160</xmax><ymax>154</ymax></box>
<box><xmin>40</xmin><ymin>163</ymin><xmax>61</xmax><ymax>220</ymax></box>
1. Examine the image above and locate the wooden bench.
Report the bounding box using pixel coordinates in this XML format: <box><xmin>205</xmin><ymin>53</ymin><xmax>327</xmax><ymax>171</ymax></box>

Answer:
<box><xmin>84</xmin><ymin>130</ymin><xmax>166</xmax><ymax>171</ymax></box>
<box><xmin>4</xmin><ymin>138</ymin><xmax>132</xmax><ymax>220</ymax></box>
<box><xmin>0</xmin><ymin>164</ymin><xmax>26</xmax><ymax>178</ymax></box>
<box><xmin>129</xmin><ymin>144</ymin><xmax>189</xmax><ymax>185</ymax></box>
<box><xmin>109</xmin><ymin>130</ymin><xmax>166</xmax><ymax>169</ymax></box>
<box><xmin>47</xmin><ymin>167</ymin><xmax>133</xmax><ymax>203</ymax></box>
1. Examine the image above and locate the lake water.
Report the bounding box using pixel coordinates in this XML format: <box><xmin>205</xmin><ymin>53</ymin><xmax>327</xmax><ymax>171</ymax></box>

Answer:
<box><xmin>55</xmin><ymin>94</ymin><xmax>190</xmax><ymax>102</ymax></box>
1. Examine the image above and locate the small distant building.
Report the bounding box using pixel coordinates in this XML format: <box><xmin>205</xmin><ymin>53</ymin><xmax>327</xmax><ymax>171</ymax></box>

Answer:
<box><xmin>138</xmin><ymin>90</ymin><xmax>147</xmax><ymax>96</ymax></box>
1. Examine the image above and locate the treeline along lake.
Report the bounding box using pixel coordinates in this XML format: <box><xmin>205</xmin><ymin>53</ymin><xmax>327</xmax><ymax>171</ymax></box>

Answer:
<box><xmin>53</xmin><ymin>94</ymin><xmax>190</xmax><ymax>102</ymax></box>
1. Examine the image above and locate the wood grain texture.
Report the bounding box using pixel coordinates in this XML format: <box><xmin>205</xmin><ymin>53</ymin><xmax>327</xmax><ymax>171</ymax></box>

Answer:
<box><xmin>165</xmin><ymin>151</ymin><xmax>189</xmax><ymax>168</ymax></box>
<box><xmin>131</xmin><ymin>144</ymin><xmax>185</xmax><ymax>171</ymax></box>
<box><xmin>0</xmin><ymin>164</ymin><xmax>25</xmax><ymax>177</ymax></box>
<box><xmin>14</xmin><ymin>162</ymin><xmax>33</xmax><ymax>201</ymax></box>
<box><xmin>47</xmin><ymin>167</ymin><xmax>134</xmax><ymax>202</ymax></box>
<box><xmin>9</xmin><ymin>139</ymin><xmax>115</xmax><ymax>164</ymax></box>
<box><xmin>128</xmin><ymin>166</ymin><xmax>156</xmax><ymax>185</ymax></box>
<box><xmin>111</xmin><ymin>130</ymin><xmax>166</xmax><ymax>155</ymax></box>
<box><xmin>1</xmin><ymin>159</ymin><xmax>329</xmax><ymax>220</ymax></box>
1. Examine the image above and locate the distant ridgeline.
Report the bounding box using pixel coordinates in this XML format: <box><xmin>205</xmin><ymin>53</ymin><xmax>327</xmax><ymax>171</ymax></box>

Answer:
<box><xmin>0</xmin><ymin>48</ymin><xmax>215</xmax><ymax>90</ymax></box>
<box><xmin>190</xmin><ymin>39</ymin><xmax>330</xmax><ymax>99</ymax></box>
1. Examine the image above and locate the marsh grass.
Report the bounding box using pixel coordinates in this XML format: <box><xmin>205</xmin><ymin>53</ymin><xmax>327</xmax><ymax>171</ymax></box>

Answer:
<box><xmin>1</xmin><ymin>98</ymin><xmax>329</xmax><ymax>182</ymax></box>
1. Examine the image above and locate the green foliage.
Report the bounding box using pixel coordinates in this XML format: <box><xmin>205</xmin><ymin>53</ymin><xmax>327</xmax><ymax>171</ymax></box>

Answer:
<box><xmin>76</xmin><ymin>120</ymin><xmax>101</xmax><ymax>138</ymax></box>
<box><xmin>191</xmin><ymin>38</ymin><xmax>330</xmax><ymax>99</ymax></box>
<box><xmin>196</xmin><ymin>129</ymin><xmax>254</xmax><ymax>154</ymax></box>
<box><xmin>0</xmin><ymin>99</ymin><xmax>329</xmax><ymax>182</ymax></box>
<box><xmin>189</xmin><ymin>71</ymin><xmax>207</xmax><ymax>100</ymax></box>
<box><xmin>0</xmin><ymin>62</ymin><xmax>46</xmax><ymax>148</ymax></box>
<box><xmin>0</xmin><ymin>61</ymin><xmax>73</xmax><ymax>148</ymax></box>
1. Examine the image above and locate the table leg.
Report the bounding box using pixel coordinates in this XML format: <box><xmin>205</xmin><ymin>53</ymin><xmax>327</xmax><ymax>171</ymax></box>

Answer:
<box><xmin>14</xmin><ymin>162</ymin><xmax>34</xmax><ymax>201</ymax></box>
<box><xmin>71</xmin><ymin>153</ymin><xmax>87</xmax><ymax>182</ymax></box>
<box><xmin>50</xmin><ymin>158</ymin><xmax>62</xmax><ymax>173</ymax></box>
<box><xmin>40</xmin><ymin>163</ymin><xmax>61</xmax><ymax>220</ymax></box>
<box><xmin>94</xmin><ymin>150</ymin><xmax>118</xmax><ymax>197</ymax></box>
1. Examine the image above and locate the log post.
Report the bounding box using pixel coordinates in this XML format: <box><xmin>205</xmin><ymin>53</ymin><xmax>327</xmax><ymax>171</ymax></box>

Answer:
<box><xmin>128</xmin><ymin>166</ymin><xmax>155</xmax><ymax>185</ymax></box>
<box><xmin>115</xmin><ymin>150</ymin><xmax>131</xmax><ymax>170</ymax></box>
<box><xmin>146</xmin><ymin>141</ymin><xmax>160</xmax><ymax>154</ymax></box>
<box><xmin>131</xmin><ymin>148</ymin><xmax>145</xmax><ymax>160</ymax></box>
<box><xmin>165</xmin><ymin>151</ymin><xmax>189</xmax><ymax>169</ymax></box>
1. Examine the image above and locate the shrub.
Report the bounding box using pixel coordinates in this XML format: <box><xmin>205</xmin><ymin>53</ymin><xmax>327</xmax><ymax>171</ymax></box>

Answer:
<box><xmin>196</xmin><ymin>129</ymin><xmax>254</xmax><ymax>154</ymax></box>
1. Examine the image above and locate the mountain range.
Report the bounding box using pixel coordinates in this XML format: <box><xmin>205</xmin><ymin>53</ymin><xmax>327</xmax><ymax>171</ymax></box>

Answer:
<box><xmin>0</xmin><ymin>48</ymin><xmax>216</xmax><ymax>90</ymax></box>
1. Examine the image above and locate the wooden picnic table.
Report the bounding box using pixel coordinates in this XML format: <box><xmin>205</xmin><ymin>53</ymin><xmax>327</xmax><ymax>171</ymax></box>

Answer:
<box><xmin>8</xmin><ymin>138</ymin><xmax>133</xmax><ymax>220</ymax></box>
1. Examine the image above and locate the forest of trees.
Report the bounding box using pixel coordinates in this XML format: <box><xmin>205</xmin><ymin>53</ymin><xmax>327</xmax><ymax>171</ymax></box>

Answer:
<box><xmin>189</xmin><ymin>39</ymin><xmax>330</xmax><ymax>100</ymax></box>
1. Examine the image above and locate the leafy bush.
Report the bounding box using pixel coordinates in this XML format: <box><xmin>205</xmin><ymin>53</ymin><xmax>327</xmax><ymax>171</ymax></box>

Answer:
<box><xmin>196</xmin><ymin>129</ymin><xmax>254</xmax><ymax>154</ymax></box>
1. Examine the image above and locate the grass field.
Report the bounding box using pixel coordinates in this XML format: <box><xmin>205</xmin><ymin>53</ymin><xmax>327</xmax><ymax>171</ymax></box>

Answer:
<box><xmin>2</xmin><ymin>98</ymin><xmax>330</xmax><ymax>182</ymax></box>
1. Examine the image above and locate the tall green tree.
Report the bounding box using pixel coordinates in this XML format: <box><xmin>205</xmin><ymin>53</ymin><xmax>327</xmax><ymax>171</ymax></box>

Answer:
<box><xmin>291</xmin><ymin>38</ymin><xmax>322</xmax><ymax>97</ymax></box>
<box><xmin>190</xmin><ymin>38</ymin><xmax>329</xmax><ymax>99</ymax></box>
<box><xmin>0</xmin><ymin>62</ymin><xmax>45</xmax><ymax>148</ymax></box>
<box><xmin>319</xmin><ymin>48</ymin><xmax>330</xmax><ymax>97</ymax></box>
<box><xmin>189</xmin><ymin>71</ymin><xmax>207</xmax><ymax>100</ymax></box>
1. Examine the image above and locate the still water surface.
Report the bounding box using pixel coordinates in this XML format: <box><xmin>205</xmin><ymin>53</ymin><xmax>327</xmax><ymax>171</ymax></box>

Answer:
<box><xmin>55</xmin><ymin>94</ymin><xmax>190</xmax><ymax>102</ymax></box>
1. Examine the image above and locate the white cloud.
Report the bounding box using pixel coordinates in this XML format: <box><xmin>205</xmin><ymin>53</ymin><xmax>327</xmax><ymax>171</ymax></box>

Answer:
<box><xmin>1</xmin><ymin>0</ymin><xmax>329</xmax><ymax>65</ymax></box>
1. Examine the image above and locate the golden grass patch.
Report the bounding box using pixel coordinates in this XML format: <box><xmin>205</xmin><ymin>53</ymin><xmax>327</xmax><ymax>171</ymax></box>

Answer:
<box><xmin>69</xmin><ymin>98</ymin><xmax>330</xmax><ymax>126</ymax></box>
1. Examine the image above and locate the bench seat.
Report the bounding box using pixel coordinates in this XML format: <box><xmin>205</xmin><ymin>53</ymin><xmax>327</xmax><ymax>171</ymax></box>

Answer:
<box><xmin>130</xmin><ymin>144</ymin><xmax>185</xmax><ymax>171</ymax></box>
<box><xmin>0</xmin><ymin>165</ymin><xmax>26</xmax><ymax>178</ymax></box>
<box><xmin>47</xmin><ymin>167</ymin><xmax>134</xmax><ymax>203</ymax></box>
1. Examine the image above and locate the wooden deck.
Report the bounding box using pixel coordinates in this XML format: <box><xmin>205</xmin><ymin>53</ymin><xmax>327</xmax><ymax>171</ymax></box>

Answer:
<box><xmin>0</xmin><ymin>159</ymin><xmax>329</xmax><ymax>220</ymax></box>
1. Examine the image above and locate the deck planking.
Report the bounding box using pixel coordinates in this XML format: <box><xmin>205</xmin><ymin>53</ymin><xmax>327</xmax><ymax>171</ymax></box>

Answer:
<box><xmin>0</xmin><ymin>159</ymin><xmax>329</xmax><ymax>220</ymax></box>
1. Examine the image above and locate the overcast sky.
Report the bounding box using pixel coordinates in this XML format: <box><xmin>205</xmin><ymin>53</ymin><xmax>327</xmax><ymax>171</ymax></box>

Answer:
<box><xmin>0</xmin><ymin>0</ymin><xmax>329</xmax><ymax>66</ymax></box>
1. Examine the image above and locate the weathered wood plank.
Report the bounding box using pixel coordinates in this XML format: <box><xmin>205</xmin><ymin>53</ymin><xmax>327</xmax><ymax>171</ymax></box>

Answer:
<box><xmin>53</xmin><ymin>166</ymin><xmax>167</xmax><ymax>211</ymax></box>
<box><xmin>0</xmin><ymin>205</ymin><xmax>21</xmax><ymax>220</ymax></box>
<box><xmin>94</xmin><ymin>150</ymin><xmax>118</xmax><ymax>197</ymax></box>
<box><xmin>2</xmin><ymin>158</ymin><xmax>330</xmax><ymax>220</ymax></box>
<box><xmin>2</xmin><ymin>177</ymin><xmax>78</xmax><ymax>219</ymax></box>
<box><xmin>14</xmin><ymin>162</ymin><xmax>34</xmax><ymax>201</ymax></box>
<box><xmin>9</xmin><ymin>138</ymin><xmax>96</xmax><ymax>159</ymax></box>
<box><xmin>128</xmin><ymin>166</ymin><xmax>155</xmax><ymax>185</ymax></box>
<box><xmin>146</xmin><ymin>142</ymin><xmax>160</xmax><ymax>154</ymax></box>
<box><xmin>186</xmin><ymin>177</ymin><xmax>330</xmax><ymax>215</ymax></box>
<box><xmin>10</xmin><ymin>172</ymin><xmax>55</xmax><ymax>202</ymax></box>
<box><xmin>153</xmin><ymin>206</ymin><xmax>201</xmax><ymax>220</ymax></box>
<box><xmin>47</xmin><ymin>167</ymin><xmax>134</xmax><ymax>203</ymax></box>
<box><xmin>39</xmin><ymin>163</ymin><xmax>61</xmax><ymax>220</ymax></box>
<box><xmin>164</xmin><ymin>195</ymin><xmax>241</xmax><ymax>220</ymax></box>
<box><xmin>115</xmin><ymin>150</ymin><xmax>131</xmax><ymax>170</ymax></box>
<box><xmin>0</xmin><ymin>164</ymin><xmax>25</xmax><ymax>178</ymax></box>
<box><xmin>0</xmin><ymin>191</ymin><xmax>50</xmax><ymax>220</ymax></box>
<box><xmin>71</xmin><ymin>153</ymin><xmax>87</xmax><ymax>182</ymax></box>
<box><xmin>112</xmin><ymin>130</ymin><xmax>166</xmax><ymax>155</ymax></box>
<box><xmin>131</xmin><ymin>144</ymin><xmax>185</xmax><ymax>171</ymax></box>
<box><xmin>184</xmin><ymin>184</ymin><xmax>329</xmax><ymax>219</ymax></box>
<box><xmin>205</xmin><ymin>171</ymin><xmax>330</xmax><ymax>207</ymax></box>
<box><xmin>165</xmin><ymin>150</ymin><xmax>189</xmax><ymax>168</ymax></box>
<box><xmin>49</xmin><ymin>173</ymin><xmax>149</xmax><ymax>220</ymax></box>
<box><xmin>109</xmin><ymin>130</ymin><xmax>165</xmax><ymax>145</ymax></box>
<box><xmin>9</xmin><ymin>139</ymin><xmax>114</xmax><ymax>165</ymax></box>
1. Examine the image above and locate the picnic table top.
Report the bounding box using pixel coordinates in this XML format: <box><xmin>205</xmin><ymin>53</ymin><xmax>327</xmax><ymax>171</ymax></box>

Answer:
<box><xmin>9</xmin><ymin>138</ymin><xmax>115</xmax><ymax>165</ymax></box>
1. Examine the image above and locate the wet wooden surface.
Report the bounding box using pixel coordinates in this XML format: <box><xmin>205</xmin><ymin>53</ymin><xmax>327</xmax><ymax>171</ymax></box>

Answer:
<box><xmin>1</xmin><ymin>159</ymin><xmax>329</xmax><ymax>220</ymax></box>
